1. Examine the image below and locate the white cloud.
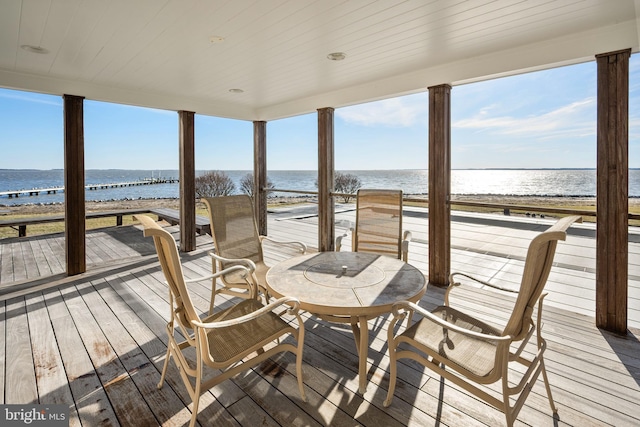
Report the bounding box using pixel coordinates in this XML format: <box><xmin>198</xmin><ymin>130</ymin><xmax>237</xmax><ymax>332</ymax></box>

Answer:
<box><xmin>0</xmin><ymin>90</ymin><xmax>60</xmax><ymax>106</ymax></box>
<box><xmin>336</xmin><ymin>94</ymin><xmax>428</xmax><ymax>127</ymax></box>
<box><xmin>453</xmin><ymin>98</ymin><xmax>595</xmax><ymax>139</ymax></box>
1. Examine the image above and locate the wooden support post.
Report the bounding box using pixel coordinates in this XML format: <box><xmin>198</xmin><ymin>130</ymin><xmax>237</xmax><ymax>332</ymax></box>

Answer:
<box><xmin>254</xmin><ymin>121</ymin><xmax>268</xmax><ymax>236</ymax></box>
<box><xmin>596</xmin><ymin>49</ymin><xmax>630</xmax><ymax>334</ymax></box>
<box><xmin>179</xmin><ymin>111</ymin><xmax>196</xmax><ymax>252</ymax></box>
<box><xmin>428</xmin><ymin>84</ymin><xmax>451</xmax><ymax>286</ymax></box>
<box><xmin>63</xmin><ymin>94</ymin><xmax>86</xmax><ymax>276</ymax></box>
<box><xmin>318</xmin><ymin>107</ymin><xmax>335</xmax><ymax>251</ymax></box>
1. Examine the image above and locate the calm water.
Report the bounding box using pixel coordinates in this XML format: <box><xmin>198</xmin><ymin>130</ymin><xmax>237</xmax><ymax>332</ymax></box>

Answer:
<box><xmin>1</xmin><ymin>169</ymin><xmax>639</xmax><ymax>206</ymax></box>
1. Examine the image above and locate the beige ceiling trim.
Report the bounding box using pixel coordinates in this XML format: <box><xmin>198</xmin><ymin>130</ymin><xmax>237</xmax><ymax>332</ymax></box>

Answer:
<box><xmin>257</xmin><ymin>19</ymin><xmax>640</xmax><ymax>121</ymax></box>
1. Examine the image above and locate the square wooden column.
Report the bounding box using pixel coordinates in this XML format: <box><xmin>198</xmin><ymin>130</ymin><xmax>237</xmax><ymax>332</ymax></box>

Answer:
<box><xmin>596</xmin><ymin>49</ymin><xmax>630</xmax><ymax>334</ymax></box>
<box><xmin>318</xmin><ymin>107</ymin><xmax>335</xmax><ymax>251</ymax></box>
<box><xmin>179</xmin><ymin>110</ymin><xmax>196</xmax><ymax>252</ymax></box>
<box><xmin>63</xmin><ymin>94</ymin><xmax>86</xmax><ymax>275</ymax></box>
<box><xmin>428</xmin><ymin>84</ymin><xmax>452</xmax><ymax>286</ymax></box>
<box><xmin>254</xmin><ymin>121</ymin><xmax>268</xmax><ymax>236</ymax></box>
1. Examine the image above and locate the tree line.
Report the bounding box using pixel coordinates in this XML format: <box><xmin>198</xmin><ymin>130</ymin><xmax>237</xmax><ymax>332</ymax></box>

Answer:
<box><xmin>195</xmin><ymin>171</ymin><xmax>362</xmax><ymax>202</ymax></box>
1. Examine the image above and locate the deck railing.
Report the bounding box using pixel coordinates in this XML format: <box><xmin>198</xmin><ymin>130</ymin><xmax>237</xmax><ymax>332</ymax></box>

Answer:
<box><xmin>267</xmin><ymin>188</ymin><xmax>640</xmax><ymax>222</ymax></box>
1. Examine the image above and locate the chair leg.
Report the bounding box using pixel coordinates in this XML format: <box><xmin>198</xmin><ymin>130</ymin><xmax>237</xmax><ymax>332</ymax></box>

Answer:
<box><xmin>296</xmin><ymin>351</ymin><xmax>307</xmax><ymax>402</ymax></box>
<box><xmin>189</xmin><ymin>391</ymin><xmax>200</xmax><ymax>427</ymax></box>
<box><xmin>190</xmin><ymin>348</ymin><xmax>203</xmax><ymax>427</ymax></box>
<box><xmin>383</xmin><ymin>342</ymin><xmax>398</xmax><ymax>407</ymax></box>
<box><xmin>295</xmin><ymin>326</ymin><xmax>307</xmax><ymax>402</ymax></box>
<box><xmin>209</xmin><ymin>261</ymin><xmax>218</xmax><ymax>315</ymax></box>
<box><xmin>540</xmin><ymin>358</ymin><xmax>558</xmax><ymax>414</ymax></box>
<box><xmin>499</xmin><ymin>373</ymin><xmax>513</xmax><ymax>427</ymax></box>
<box><xmin>157</xmin><ymin>344</ymin><xmax>172</xmax><ymax>389</ymax></box>
<box><xmin>208</xmin><ymin>292</ymin><xmax>216</xmax><ymax>315</ymax></box>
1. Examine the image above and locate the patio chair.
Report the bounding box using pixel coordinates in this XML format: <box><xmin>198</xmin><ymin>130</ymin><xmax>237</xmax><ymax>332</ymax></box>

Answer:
<box><xmin>384</xmin><ymin>215</ymin><xmax>582</xmax><ymax>426</ymax></box>
<box><xmin>336</xmin><ymin>189</ymin><xmax>411</xmax><ymax>261</ymax></box>
<box><xmin>202</xmin><ymin>195</ymin><xmax>306</xmax><ymax>311</ymax></box>
<box><xmin>135</xmin><ymin>215</ymin><xmax>306</xmax><ymax>427</ymax></box>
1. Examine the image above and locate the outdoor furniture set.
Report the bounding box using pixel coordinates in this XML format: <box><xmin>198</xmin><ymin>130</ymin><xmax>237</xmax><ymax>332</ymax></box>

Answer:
<box><xmin>136</xmin><ymin>190</ymin><xmax>581</xmax><ymax>427</ymax></box>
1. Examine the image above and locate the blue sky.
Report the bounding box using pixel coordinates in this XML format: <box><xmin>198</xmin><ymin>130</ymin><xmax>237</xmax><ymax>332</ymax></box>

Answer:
<box><xmin>1</xmin><ymin>56</ymin><xmax>639</xmax><ymax>170</ymax></box>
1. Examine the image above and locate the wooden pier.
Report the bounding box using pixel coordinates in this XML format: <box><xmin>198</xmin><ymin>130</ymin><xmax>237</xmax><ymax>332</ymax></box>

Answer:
<box><xmin>0</xmin><ymin>178</ymin><xmax>178</xmax><ymax>199</ymax></box>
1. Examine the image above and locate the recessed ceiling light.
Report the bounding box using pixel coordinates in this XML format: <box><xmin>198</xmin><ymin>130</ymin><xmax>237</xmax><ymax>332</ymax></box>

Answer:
<box><xmin>327</xmin><ymin>52</ymin><xmax>346</xmax><ymax>61</ymax></box>
<box><xmin>229</xmin><ymin>88</ymin><xmax>244</xmax><ymax>93</ymax></box>
<box><xmin>210</xmin><ymin>36</ymin><xmax>225</xmax><ymax>44</ymax></box>
<box><xmin>21</xmin><ymin>45</ymin><xmax>49</xmax><ymax>54</ymax></box>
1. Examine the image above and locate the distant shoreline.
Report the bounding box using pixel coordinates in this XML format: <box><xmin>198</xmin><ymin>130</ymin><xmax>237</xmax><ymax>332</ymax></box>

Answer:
<box><xmin>2</xmin><ymin>169</ymin><xmax>639</xmax><ymax>205</ymax></box>
<box><xmin>2</xmin><ymin>194</ymin><xmax>638</xmax><ymax>216</ymax></box>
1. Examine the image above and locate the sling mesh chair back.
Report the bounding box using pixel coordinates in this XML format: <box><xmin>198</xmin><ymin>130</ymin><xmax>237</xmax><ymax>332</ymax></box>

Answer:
<box><xmin>384</xmin><ymin>215</ymin><xmax>582</xmax><ymax>426</ymax></box>
<box><xmin>203</xmin><ymin>195</ymin><xmax>306</xmax><ymax>311</ymax></box>
<box><xmin>336</xmin><ymin>189</ymin><xmax>411</xmax><ymax>261</ymax></box>
<box><xmin>135</xmin><ymin>215</ymin><xmax>306</xmax><ymax>427</ymax></box>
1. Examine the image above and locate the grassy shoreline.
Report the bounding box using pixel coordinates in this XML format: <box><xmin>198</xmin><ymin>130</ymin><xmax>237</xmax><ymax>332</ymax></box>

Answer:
<box><xmin>1</xmin><ymin>195</ymin><xmax>638</xmax><ymax>239</ymax></box>
<box><xmin>4</xmin><ymin>194</ymin><xmax>633</xmax><ymax>213</ymax></box>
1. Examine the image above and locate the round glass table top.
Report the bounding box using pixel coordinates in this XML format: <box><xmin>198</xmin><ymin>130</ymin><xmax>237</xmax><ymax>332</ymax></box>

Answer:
<box><xmin>266</xmin><ymin>251</ymin><xmax>426</xmax><ymax>315</ymax></box>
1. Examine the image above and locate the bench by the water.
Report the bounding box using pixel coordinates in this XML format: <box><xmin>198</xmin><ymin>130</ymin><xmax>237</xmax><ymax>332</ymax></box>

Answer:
<box><xmin>0</xmin><ymin>207</ymin><xmax>210</xmax><ymax>238</ymax></box>
<box><xmin>0</xmin><ymin>209</ymin><xmax>155</xmax><ymax>237</ymax></box>
<box><xmin>151</xmin><ymin>208</ymin><xmax>211</xmax><ymax>235</ymax></box>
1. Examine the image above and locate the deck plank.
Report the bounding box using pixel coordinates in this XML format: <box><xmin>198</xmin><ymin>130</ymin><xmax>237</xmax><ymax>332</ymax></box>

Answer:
<box><xmin>10</xmin><ymin>240</ymin><xmax>26</xmax><ymax>283</ymax></box>
<box><xmin>24</xmin><ymin>292</ymin><xmax>82</xmax><ymax>426</ymax></box>
<box><xmin>1</xmin><ymin>210</ymin><xmax>640</xmax><ymax>426</ymax></box>
<box><xmin>27</xmin><ymin>238</ymin><xmax>50</xmax><ymax>278</ymax></box>
<box><xmin>42</xmin><ymin>287</ymin><xmax>119</xmax><ymax>426</ymax></box>
<box><xmin>224</xmin><ymin>396</ymin><xmax>280</xmax><ymax>426</ymax></box>
<box><xmin>77</xmin><ymin>279</ymin><xmax>195</xmax><ymax>426</ymax></box>
<box><xmin>301</xmin><ymin>314</ymin><xmax>510</xmax><ymax>426</ymax></box>
<box><xmin>4</xmin><ymin>297</ymin><xmax>37</xmax><ymax>404</ymax></box>
<box><xmin>58</xmin><ymin>283</ymin><xmax>159</xmax><ymax>426</ymax></box>
<box><xmin>0</xmin><ymin>300</ymin><xmax>5</xmax><ymax>404</ymax></box>
<box><xmin>34</xmin><ymin>235</ymin><xmax>64</xmax><ymax>276</ymax></box>
<box><xmin>86</xmin><ymin>233</ymin><xmax>118</xmax><ymax>265</ymax></box>
<box><xmin>124</xmin><ymin>265</ymin><xmax>247</xmax><ymax>426</ymax></box>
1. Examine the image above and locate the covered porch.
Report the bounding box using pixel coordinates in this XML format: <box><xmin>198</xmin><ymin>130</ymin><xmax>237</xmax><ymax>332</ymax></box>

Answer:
<box><xmin>1</xmin><ymin>2</ymin><xmax>640</xmax><ymax>425</ymax></box>
<box><xmin>1</xmin><ymin>0</ymin><xmax>638</xmax><ymax>333</ymax></box>
<box><xmin>1</xmin><ymin>207</ymin><xmax>639</xmax><ymax>425</ymax></box>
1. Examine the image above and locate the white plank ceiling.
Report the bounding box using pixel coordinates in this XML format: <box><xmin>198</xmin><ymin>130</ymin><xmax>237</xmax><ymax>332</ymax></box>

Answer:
<box><xmin>0</xmin><ymin>0</ymin><xmax>639</xmax><ymax>121</ymax></box>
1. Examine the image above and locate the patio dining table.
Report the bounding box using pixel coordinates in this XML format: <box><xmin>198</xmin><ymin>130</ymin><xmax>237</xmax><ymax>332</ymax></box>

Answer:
<box><xmin>266</xmin><ymin>251</ymin><xmax>426</xmax><ymax>394</ymax></box>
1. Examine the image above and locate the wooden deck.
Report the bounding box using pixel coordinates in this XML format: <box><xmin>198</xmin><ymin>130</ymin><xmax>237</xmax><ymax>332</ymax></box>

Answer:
<box><xmin>1</xmin><ymin>207</ymin><xmax>639</xmax><ymax>426</ymax></box>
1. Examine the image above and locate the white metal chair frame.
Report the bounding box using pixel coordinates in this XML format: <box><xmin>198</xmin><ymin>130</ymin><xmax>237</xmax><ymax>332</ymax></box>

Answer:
<box><xmin>203</xmin><ymin>195</ymin><xmax>306</xmax><ymax>310</ymax></box>
<box><xmin>336</xmin><ymin>189</ymin><xmax>411</xmax><ymax>261</ymax></box>
<box><xmin>136</xmin><ymin>215</ymin><xmax>306</xmax><ymax>427</ymax></box>
<box><xmin>384</xmin><ymin>215</ymin><xmax>582</xmax><ymax>426</ymax></box>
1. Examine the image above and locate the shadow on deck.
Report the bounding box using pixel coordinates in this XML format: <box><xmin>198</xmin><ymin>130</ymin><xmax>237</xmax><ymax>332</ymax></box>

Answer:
<box><xmin>0</xmin><ymin>208</ymin><xmax>639</xmax><ymax>426</ymax></box>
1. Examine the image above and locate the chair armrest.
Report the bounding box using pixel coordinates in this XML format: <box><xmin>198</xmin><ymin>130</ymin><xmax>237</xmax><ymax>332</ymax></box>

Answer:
<box><xmin>446</xmin><ymin>272</ymin><xmax>519</xmax><ymax>307</ymax></box>
<box><xmin>191</xmin><ymin>297</ymin><xmax>301</xmax><ymax>329</ymax></box>
<box><xmin>536</xmin><ymin>293</ymin><xmax>548</xmax><ymax>332</ymax></box>
<box><xmin>259</xmin><ymin>236</ymin><xmax>307</xmax><ymax>254</ymax></box>
<box><xmin>335</xmin><ymin>219</ymin><xmax>355</xmax><ymax>252</ymax></box>
<box><xmin>401</xmin><ymin>230</ymin><xmax>412</xmax><ymax>262</ymax></box>
<box><xmin>448</xmin><ymin>271</ymin><xmax>518</xmax><ymax>300</ymax></box>
<box><xmin>184</xmin><ymin>264</ymin><xmax>252</xmax><ymax>284</ymax></box>
<box><xmin>208</xmin><ymin>250</ymin><xmax>257</xmax><ymax>272</ymax></box>
<box><xmin>391</xmin><ymin>301</ymin><xmax>512</xmax><ymax>342</ymax></box>
<box><xmin>335</xmin><ymin>226</ymin><xmax>354</xmax><ymax>252</ymax></box>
